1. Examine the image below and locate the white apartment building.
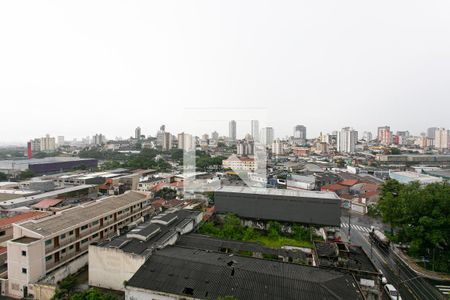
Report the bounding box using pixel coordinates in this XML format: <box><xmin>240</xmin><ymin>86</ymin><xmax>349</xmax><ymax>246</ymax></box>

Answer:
<box><xmin>434</xmin><ymin>128</ymin><xmax>449</xmax><ymax>150</ymax></box>
<box><xmin>337</xmin><ymin>127</ymin><xmax>357</xmax><ymax>153</ymax></box>
<box><xmin>177</xmin><ymin>132</ymin><xmax>194</xmax><ymax>150</ymax></box>
<box><xmin>260</xmin><ymin>127</ymin><xmax>274</xmax><ymax>146</ymax></box>
<box><xmin>222</xmin><ymin>154</ymin><xmax>256</xmax><ymax>172</ymax></box>
<box><xmin>6</xmin><ymin>191</ymin><xmax>152</xmax><ymax>299</ymax></box>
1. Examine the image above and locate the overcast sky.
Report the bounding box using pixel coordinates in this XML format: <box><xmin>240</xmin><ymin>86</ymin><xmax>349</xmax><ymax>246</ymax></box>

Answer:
<box><xmin>1</xmin><ymin>1</ymin><xmax>449</xmax><ymax>144</ymax></box>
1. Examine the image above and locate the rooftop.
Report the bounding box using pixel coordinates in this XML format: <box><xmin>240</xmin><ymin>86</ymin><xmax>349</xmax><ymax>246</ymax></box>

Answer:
<box><xmin>0</xmin><ymin>184</ymin><xmax>97</xmax><ymax>208</ymax></box>
<box><xmin>31</xmin><ymin>198</ymin><xmax>63</xmax><ymax>209</ymax></box>
<box><xmin>217</xmin><ymin>186</ymin><xmax>340</xmax><ymax>200</ymax></box>
<box><xmin>127</xmin><ymin>246</ymin><xmax>363</xmax><ymax>300</ymax></box>
<box><xmin>17</xmin><ymin>191</ymin><xmax>149</xmax><ymax>237</ymax></box>
<box><xmin>0</xmin><ymin>211</ymin><xmax>50</xmax><ymax>229</ymax></box>
<box><xmin>97</xmin><ymin>210</ymin><xmax>201</xmax><ymax>256</ymax></box>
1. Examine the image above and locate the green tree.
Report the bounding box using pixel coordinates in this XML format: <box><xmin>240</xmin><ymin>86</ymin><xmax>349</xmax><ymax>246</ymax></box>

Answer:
<box><xmin>18</xmin><ymin>169</ymin><xmax>34</xmax><ymax>180</ymax></box>
<box><xmin>0</xmin><ymin>172</ymin><xmax>7</xmax><ymax>181</ymax></box>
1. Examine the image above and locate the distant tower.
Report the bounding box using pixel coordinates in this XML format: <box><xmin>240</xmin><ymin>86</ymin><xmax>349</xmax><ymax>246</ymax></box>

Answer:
<box><xmin>135</xmin><ymin>127</ymin><xmax>141</xmax><ymax>140</ymax></box>
<box><xmin>293</xmin><ymin>125</ymin><xmax>307</xmax><ymax>145</ymax></box>
<box><xmin>229</xmin><ymin>120</ymin><xmax>237</xmax><ymax>142</ymax></box>
<box><xmin>251</xmin><ymin>120</ymin><xmax>260</xmax><ymax>142</ymax></box>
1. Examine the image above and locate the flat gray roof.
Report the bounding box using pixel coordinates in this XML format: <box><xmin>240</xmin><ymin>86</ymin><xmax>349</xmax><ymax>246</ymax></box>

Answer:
<box><xmin>0</xmin><ymin>184</ymin><xmax>97</xmax><ymax>208</ymax></box>
<box><xmin>217</xmin><ymin>186</ymin><xmax>339</xmax><ymax>200</ymax></box>
<box><xmin>18</xmin><ymin>191</ymin><xmax>150</xmax><ymax>237</ymax></box>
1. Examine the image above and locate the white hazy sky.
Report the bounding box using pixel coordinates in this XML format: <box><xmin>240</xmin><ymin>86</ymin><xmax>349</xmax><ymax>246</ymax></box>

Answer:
<box><xmin>1</xmin><ymin>1</ymin><xmax>449</xmax><ymax>144</ymax></box>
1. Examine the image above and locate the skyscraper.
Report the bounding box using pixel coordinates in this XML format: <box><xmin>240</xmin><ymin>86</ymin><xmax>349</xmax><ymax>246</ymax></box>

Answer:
<box><xmin>377</xmin><ymin>126</ymin><xmax>392</xmax><ymax>145</ymax></box>
<box><xmin>293</xmin><ymin>125</ymin><xmax>307</xmax><ymax>144</ymax></box>
<box><xmin>337</xmin><ymin>127</ymin><xmax>357</xmax><ymax>153</ymax></box>
<box><xmin>427</xmin><ymin>127</ymin><xmax>438</xmax><ymax>139</ymax></box>
<box><xmin>178</xmin><ymin>132</ymin><xmax>194</xmax><ymax>150</ymax></box>
<box><xmin>261</xmin><ymin>127</ymin><xmax>274</xmax><ymax>146</ymax></box>
<box><xmin>435</xmin><ymin>128</ymin><xmax>449</xmax><ymax>150</ymax></box>
<box><xmin>229</xmin><ymin>120</ymin><xmax>237</xmax><ymax>142</ymax></box>
<box><xmin>162</xmin><ymin>132</ymin><xmax>172</xmax><ymax>151</ymax></box>
<box><xmin>251</xmin><ymin>120</ymin><xmax>259</xmax><ymax>142</ymax></box>
<box><xmin>135</xmin><ymin>127</ymin><xmax>141</xmax><ymax>140</ymax></box>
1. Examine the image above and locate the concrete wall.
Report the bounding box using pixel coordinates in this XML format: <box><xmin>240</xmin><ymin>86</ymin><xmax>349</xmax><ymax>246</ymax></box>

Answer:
<box><xmin>42</xmin><ymin>254</ymin><xmax>88</xmax><ymax>285</ymax></box>
<box><xmin>32</xmin><ymin>284</ymin><xmax>56</xmax><ymax>300</ymax></box>
<box><xmin>89</xmin><ymin>245</ymin><xmax>146</xmax><ymax>291</ymax></box>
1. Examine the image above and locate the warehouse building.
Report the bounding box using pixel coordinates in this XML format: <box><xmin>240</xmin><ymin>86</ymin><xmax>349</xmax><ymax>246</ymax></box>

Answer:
<box><xmin>0</xmin><ymin>157</ymin><xmax>98</xmax><ymax>176</ymax></box>
<box><xmin>214</xmin><ymin>186</ymin><xmax>341</xmax><ymax>227</ymax></box>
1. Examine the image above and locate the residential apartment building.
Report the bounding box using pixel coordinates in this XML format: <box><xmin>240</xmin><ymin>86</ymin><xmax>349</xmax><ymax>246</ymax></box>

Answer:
<box><xmin>251</xmin><ymin>120</ymin><xmax>259</xmax><ymax>142</ymax></box>
<box><xmin>377</xmin><ymin>126</ymin><xmax>391</xmax><ymax>145</ymax></box>
<box><xmin>6</xmin><ymin>191</ymin><xmax>152</xmax><ymax>299</ymax></box>
<box><xmin>162</xmin><ymin>132</ymin><xmax>172</xmax><ymax>151</ymax></box>
<box><xmin>229</xmin><ymin>120</ymin><xmax>237</xmax><ymax>142</ymax></box>
<box><xmin>337</xmin><ymin>127</ymin><xmax>357</xmax><ymax>153</ymax></box>
<box><xmin>293</xmin><ymin>125</ymin><xmax>307</xmax><ymax>145</ymax></box>
<box><xmin>260</xmin><ymin>127</ymin><xmax>274</xmax><ymax>146</ymax></box>
<box><xmin>222</xmin><ymin>154</ymin><xmax>256</xmax><ymax>172</ymax></box>
<box><xmin>177</xmin><ymin>132</ymin><xmax>194</xmax><ymax>151</ymax></box>
<box><xmin>434</xmin><ymin>128</ymin><xmax>449</xmax><ymax>150</ymax></box>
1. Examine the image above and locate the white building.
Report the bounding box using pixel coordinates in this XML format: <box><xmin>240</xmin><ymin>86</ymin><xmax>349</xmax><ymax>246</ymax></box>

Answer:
<box><xmin>337</xmin><ymin>127</ymin><xmax>357</xmax><ymax>153</ymax></box>
<box><xmin>6</xmin><ymin>191</ymin><xmax>152</xmax><ymax>299</ymax></box>
<box><xmin>39</xmin><ymin>135</ymin><xmax>56</xmax><ymax>152</ymax></box>
<box><xmin>135</xmin><ymin>127</ymin><xmax>141</xmax><ymax>140</ymax></box>
<box><xmin>177</xmin><ymin>132</ymin><xmax>194</xmax><ymax>151</ymax></box>
<box><xmin>293</xmin><ymin>125</ymin><xmax>307</xmax><ymax>145</ymax></box>
<box><xmin>260</xmin><ymin>127</ymin><xmax>274</xmax><ymax>146</ymax></box>
<box><xmin>222</xmin><ymin>154</ymin><xmax>256</xmax><ymax>172</ymax></box>
<box><xmin>434</xmin><ymin>128</ymin><xmax>449</xmax><ymax>150</ymax></box>
<box><xmin>162</xmin><ymin>132</ymin><xmax>172</xmax><ymax>151</ymax></box>
<box><xmin>272</xmin><ymin>139</ymin><xmax>285</xmax><ymax>156</ymax></box>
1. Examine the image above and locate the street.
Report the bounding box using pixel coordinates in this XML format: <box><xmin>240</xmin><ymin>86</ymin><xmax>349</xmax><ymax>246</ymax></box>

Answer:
<box><xmin>340</xmin><ymin>211</ymin><xmax>446</xmax><ymax>300</ymax></box>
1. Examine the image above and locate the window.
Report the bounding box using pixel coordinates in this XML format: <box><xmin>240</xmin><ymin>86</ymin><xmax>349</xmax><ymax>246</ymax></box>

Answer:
<box><xmin>61</xmin><ymin>249</ymin><xmax>66</xmax><ymax>254</ymax></box>
<box><xmin>21</xmin><ymin>250</ymin><xmax>26</xmax><ymax>257</ymax></box>
<box><xmin>21</xmin><ymin>268</ymin><xmax>27</xmax><ymax>274</ymax></box>
<box><xmin>69</xmin><ymin>245</ymin><xmax>74</xmax><ymax>250</ymax></box>
<box><xmin>92</xmin><ymin>233</ymin><xmax>98</xmax><ymax>238</ymax></box>
<box><xmin>45</xmin><ymin>240</ymin><xmax>52</xmax><ymax>246</ymax></box>
<box><xmin>81</xmin><ymin>238</ymin><xmax>88</xmax><ymax>244</ymax></box>
<box><xmin>60</xmin><ymin>233</ymin><xmax>66</xmax><ymax>239</ymax></box>
<box><xmin>81</xmin><ymin>225</ymin><xmax>88</xmax><ymax>231</ymax></box>
<box><xmin>45</xmin><ymin>255</ymin><xmax>52</xmax><ymax>261</ymax></box>
<box><xmin>0</xmin><ymin>231</ymin><xmax>5</xmax><ymax>236</ymax></box>
<box><xmin>92</xmin><ymin>220</ymin><xmax>99</xmax><ymax>226</ymax></box>
<box><xmin>69</xmin><ymin>231</ymin><xmax>74</xmax><ymax>235</ymax></box>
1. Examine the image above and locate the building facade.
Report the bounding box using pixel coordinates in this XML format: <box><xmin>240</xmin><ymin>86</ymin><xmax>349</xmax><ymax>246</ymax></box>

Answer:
<box><xmin>6</xmin><ymin>191</ymin><xmax>152</xmax><ymax>299</ymax></box>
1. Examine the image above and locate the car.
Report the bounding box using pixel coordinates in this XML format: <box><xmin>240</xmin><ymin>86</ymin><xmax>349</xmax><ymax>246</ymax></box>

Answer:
<box><xmin>384</xmin><ymin>284</ymin><xmax>402</xmax><ymax>300</ymax></box>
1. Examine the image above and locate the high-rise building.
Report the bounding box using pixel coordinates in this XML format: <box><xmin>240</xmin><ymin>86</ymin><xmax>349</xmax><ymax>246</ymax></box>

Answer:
<box><xmin>57</xmin><ymin>136</ymin><xmax>65</xmax><ymax>146</ymax></box>
<box><xmin>362</xmin><ymin>131</ymin><xmax>372</xmax><ymax>142</ymax></box>
<box><xmin>337</xmin><ymin>127</ymin><xmax>357</xmax><ymax>153</ymax></box>
<box><xmin>178</xmin><ymin>132</ymin><xmax>194</xmax><ymax>150</ymax></box>
<box><xmin>261</xmin><ymin>127</ymin><xmax>274</xmax><ymax>146</ymax></box>
<box><xmin>92</xmin><ymin>134</ymin><xmax>106</xmax><ymax>146</ymax></box>
<box><xmin>251</xmin><ymin>120</ymin><xmax>259</xmax><ymax>142</ymax></box>
<box><xmin>135</xmin><ymin>127</ymin><xmax>141</xmax><ymax>140</ymax></box>
<box><xmin>435</xmin><ymin>128</ymin><xmax>449</xmax><ymax>150</ymax></box>
<box><xmin>211</xmin><ymin>131</ymin><xmax>219</xmax><ymax>141</ymax></box>
<box><xmin>229</xmin><ymin>120</ymin><xmax>237</xmax><ymax>142</ymax></box>
<box><xmin>377</xmin><ymin>126</ymin><xmax>392</xmax><ymax>145</ymax></box>
<box><xmin>293</xmin><ymin>125</ymin><xmax>307</xmax><ymax>145</ymax></box>
<box><xmin>237</xmin><ymin>140</ymin><xmax>254</xmax><ymax>156</ymax></box>
<box><xmin>40</xmin><ymin>134</ymin><xmax>56</xmax><ymax>152</ymax></box>
<box><xmin>272</xmin><ymin>139</ymin><xmax>285</xmax><ymax>156</ymax></box>
<box><xmin>156</xmin><ymin>125</ymin><xmax>166</xmax><ymax>146</ymax></box>
<box><xmin>162</xmin><ymin>132</ymin><xmax>172</xmax><ymax>151</ymax></box>
<box><xmin>427</xmin><ymin>127</ymin><xmax>438</xmax><ymax>139</ymax></box>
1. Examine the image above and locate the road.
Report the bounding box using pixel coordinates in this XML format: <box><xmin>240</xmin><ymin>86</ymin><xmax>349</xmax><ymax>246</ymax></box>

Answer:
<box><xmin>340</xmin><ymin>211</ymin><xmax>446</xmax><ymax>300</ymax></box>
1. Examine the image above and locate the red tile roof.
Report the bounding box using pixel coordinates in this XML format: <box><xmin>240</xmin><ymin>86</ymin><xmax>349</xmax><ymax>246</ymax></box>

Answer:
<box><xmin>0</xmin><ymin>211</ymin><xmax>50</xmax><ymax>229</ymax></box>
<box><xmin>338</xmin><ymin>179</ymin><xmax>359</xmax><ymax>187</ymax></box>
<box><xmin>31</xmin><ymin>198</ymin><xmax>63</xmax><ymax>209</ymax></box>
<box><xmin>321</xmin><ymin>184</ymin><xmax>346</xmax><ymax>192</ymax></box>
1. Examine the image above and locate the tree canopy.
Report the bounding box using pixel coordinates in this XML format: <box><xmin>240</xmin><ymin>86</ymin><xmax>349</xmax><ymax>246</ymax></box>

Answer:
<box><xmin>377</xmin><ymin>180</ymin><xmax>450</xmax><ymax>273</ymax></box>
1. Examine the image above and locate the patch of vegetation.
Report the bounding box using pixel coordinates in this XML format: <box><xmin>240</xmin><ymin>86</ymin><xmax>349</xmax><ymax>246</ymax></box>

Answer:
<box><xmin>199</xmin><ymin>214</ymin><xmax>315</xmax><ymax>249</ymax></box>
<box><xmin>377</xmin><ymin>180</ymin><xmax>450</xmax><ymax>273</ymax></box>
<box><xmin>154</xmin><ymin>187</ymin><xmax>177</xmax><ymax>200</ymax></box>
<box><xmin>52</xmin><ymin>275</ymin><xmax>117</xmax><ymax>300</ymax></box>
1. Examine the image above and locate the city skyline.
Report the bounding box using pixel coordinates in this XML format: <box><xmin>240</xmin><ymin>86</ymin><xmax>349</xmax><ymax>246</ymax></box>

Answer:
<box><xmin>1</xmin><ymin>1</ymin><xmax>450</xmax><ymax>144</ymax></box>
